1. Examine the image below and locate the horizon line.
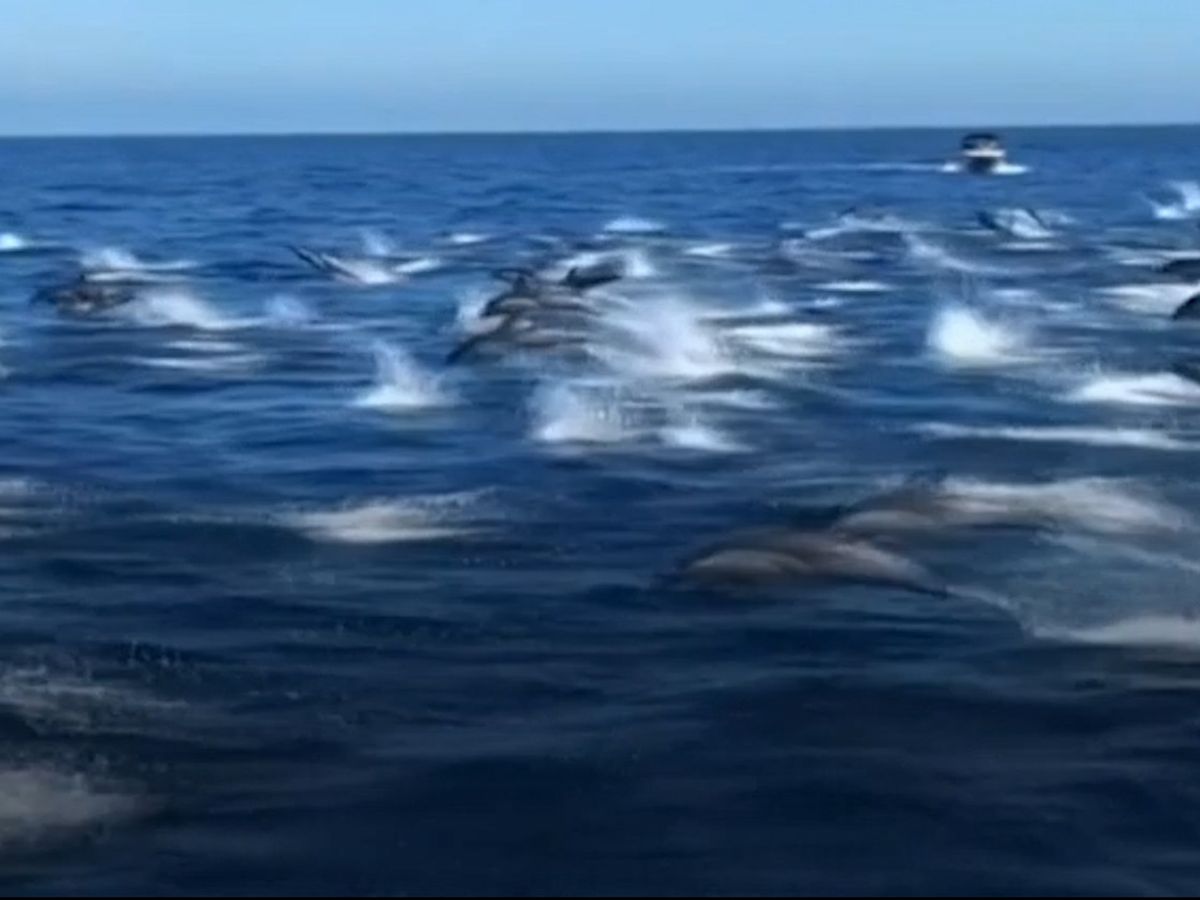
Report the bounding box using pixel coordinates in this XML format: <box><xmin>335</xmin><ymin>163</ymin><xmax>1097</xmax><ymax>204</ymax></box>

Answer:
<box><xmin>0</xmin><ymin>120</ymin><xmax>1198</xmax><ymax>140</ymax></box>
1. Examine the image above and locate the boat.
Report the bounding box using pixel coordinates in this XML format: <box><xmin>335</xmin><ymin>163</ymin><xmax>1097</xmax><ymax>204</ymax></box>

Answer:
<box><xmin>958</xmin><ymin>132</ymin><xmax>1008</xmax><ymax>175</ymax></box>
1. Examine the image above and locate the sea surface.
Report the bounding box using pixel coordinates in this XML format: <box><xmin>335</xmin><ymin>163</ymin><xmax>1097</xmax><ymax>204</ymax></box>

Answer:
<box><xmin>2</xmin><ymin>128</ymin><xmax>1200</xmax><ymax>895</ymax></box>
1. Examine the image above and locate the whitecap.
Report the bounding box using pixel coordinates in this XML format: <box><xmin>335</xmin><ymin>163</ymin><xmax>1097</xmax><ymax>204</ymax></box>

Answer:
<box><xmin>927</xmin><ymin>305</ymin><xmax>1028</xmax><ymax>367</ymax></box>
<box><xmin>596</xmin><ymin>298</ymin><xmax>740</xmax><ymax>382</ymax></box>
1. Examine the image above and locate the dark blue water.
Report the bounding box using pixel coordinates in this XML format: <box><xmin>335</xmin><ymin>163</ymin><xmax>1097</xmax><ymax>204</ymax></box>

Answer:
<box><xmin>2</xmin><ymin>128</ymin><xmax>1200</xmax><ymax>895</ymax></box>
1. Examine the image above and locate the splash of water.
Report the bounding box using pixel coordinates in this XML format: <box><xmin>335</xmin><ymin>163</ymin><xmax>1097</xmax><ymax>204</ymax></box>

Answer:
<box><xmin>334</xmin><ymin>258</ymin><xmax>402</xmax><ymax>286</ymax></box>
<box><xmin>984</xmin><ymin>208</ymin><xmax>1054</xmax><ymax>240</ymax></box>
<box><xmin>263</xmin><ymin>295</ymin><xmax>315</xmax><ymax>327</ymax></box>
<box><xmin>598</xmin><ymin>297</ymin><xmax>738</xmax><ymax>382</ymax></box>
<box><xmin>354</xmin><ymin>341</ymin><xmax>450</xmax><ymax>411</ymax></box>
<box><xmin>360</xmin><ymin>230</ymin><xmax>396</xmax><ymax>258</ymax></box>
<box><xmin>1148</xmin><ymin>181</ymin><xmax>1200</xmax><ymax>220</ymax></box>
<box><xmin>531</xmin><ymin>383</ymin><xmax>633</xmax><ymax>446</ymax></box>
<box><xmin>124</xmin><ymin>290</ymin><xmax>240</xmax><ymax>331</ymax></box>
<box><xmin>0</xmin><ymin>233</ymin><xmax>29</xmax><ymax>252</ymax></box>
<box><xmin>927</xmin><ymin>305</ymin><xmax>1026</xmax><ymax>367</ymax></box>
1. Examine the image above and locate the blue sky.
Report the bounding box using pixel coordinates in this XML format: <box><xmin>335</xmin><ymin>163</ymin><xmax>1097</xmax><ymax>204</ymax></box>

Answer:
<box><xmin>0</xmin><ymin>0</ymin><xmax>1196</xmax><ymax>134</ymax></box>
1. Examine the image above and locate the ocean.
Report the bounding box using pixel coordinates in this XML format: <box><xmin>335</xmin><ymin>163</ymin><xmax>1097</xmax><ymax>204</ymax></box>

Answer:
<box><xmin>2</xmin><ymin>127</ymin><xmax>1200</xmax><ymax>895</ymax></box>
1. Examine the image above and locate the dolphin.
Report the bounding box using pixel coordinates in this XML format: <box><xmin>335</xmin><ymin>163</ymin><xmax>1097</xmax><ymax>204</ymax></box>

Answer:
<box><xmin>446</xmin><ymin>311</ymin><xmax>590</xmax><ymax>365</ymax></box>
<box><xmin>977</xmin><ymin>208</ymin><xmax>1051</xmax><ymax>239</ymax></box>
<box><xmin>677</xmin><ymin>527</ymin><xmax>951</xmax><ymax>597</ymax></box>
<box><xmin>562</xmin><ymin>258</ymin><xmax>625</xmax><ymax>292</ymax></box>
<box><xmin>288</xmin><ymin>244</ymin><xmax>388</xmax><ymax>283</ymax></box>
<box><xmin>31</xmin><ymin>276</ymin><xmax>138</xmax><ymax>315</ymax></box>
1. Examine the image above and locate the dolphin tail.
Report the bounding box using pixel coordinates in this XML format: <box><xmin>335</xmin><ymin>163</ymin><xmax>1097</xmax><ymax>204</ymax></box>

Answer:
<box><xmin>289</xmin><ymin>244</ymin><xmax>330</xmax><ymax>274</ymax></box>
